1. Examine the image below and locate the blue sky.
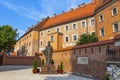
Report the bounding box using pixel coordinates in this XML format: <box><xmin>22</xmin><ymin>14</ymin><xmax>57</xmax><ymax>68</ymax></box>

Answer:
<box><xmin>0</xmin><ymin>0</ymin><xmax>90</xmax><ymax>38</ymax></box>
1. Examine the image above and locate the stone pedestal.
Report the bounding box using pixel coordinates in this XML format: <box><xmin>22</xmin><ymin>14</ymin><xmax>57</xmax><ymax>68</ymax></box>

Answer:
<box><xmin>40</xmin><ymin>64</ymin><xmax>56</xmax><ymax>74</ymax></box>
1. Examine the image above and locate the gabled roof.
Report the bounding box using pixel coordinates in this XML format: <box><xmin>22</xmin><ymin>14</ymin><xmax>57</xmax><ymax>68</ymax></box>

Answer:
<box><xmin>40</xmin><ymin>1</ymin><xmax>100</xmax><ymax>30</ymax></box>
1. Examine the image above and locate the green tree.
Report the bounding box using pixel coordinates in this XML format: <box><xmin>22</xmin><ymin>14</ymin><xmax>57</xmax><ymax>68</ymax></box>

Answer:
<box><xmin>0</xmin><ymin>25</ymin><xmax>18</xmax><ymax>52</ymax></box>
<box><xmin>76</xmin><ymin>34</ymin><xmax>98</xmax><ymax>45</ymax></box>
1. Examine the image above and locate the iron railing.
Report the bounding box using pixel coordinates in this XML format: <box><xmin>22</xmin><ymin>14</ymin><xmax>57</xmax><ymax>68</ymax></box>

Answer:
<box><xmin>106</xmin><ymin>49</ymin><xmax>120</xmax><ymax>62</ymax></box>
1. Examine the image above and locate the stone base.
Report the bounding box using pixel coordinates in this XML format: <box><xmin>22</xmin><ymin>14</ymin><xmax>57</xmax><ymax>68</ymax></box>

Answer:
<box><xmin>40</xmin><ymin>64</ymin><xmax>57</xmax><ymax>74</ymax></box>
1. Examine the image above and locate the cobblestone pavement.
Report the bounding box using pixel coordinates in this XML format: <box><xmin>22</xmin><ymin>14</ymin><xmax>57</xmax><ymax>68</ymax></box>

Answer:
<box><xmin>0</xmin><ymin>66</ymin><xmax>94</xmax><ymax>80</ymax></box>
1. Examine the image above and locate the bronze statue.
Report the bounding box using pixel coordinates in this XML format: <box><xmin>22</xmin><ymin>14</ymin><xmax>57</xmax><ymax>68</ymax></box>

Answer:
<box><xmin>43</xmin><ymin>41</ymin><xmax>53</xmax><ymax>64</ymax></box>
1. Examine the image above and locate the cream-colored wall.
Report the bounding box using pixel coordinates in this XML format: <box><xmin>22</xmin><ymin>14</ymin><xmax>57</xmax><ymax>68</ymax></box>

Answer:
<box><xmin>14</xmin><ymin>30</ymin><xmax>38</xmax><ymax>56</ymax></box>
<box><xmin>39</xmin><ymin>16</ymin><xmax>95</xmax><ymax>51</ymax></box>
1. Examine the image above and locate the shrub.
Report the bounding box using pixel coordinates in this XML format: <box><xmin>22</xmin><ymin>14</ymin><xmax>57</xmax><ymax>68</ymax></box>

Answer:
<box><xmin>41</xmin><ymin>59</ymin><xmax>44</xmax><ymax>66</ymax></box>
<box><xmin>33</xmin><ymin>58</ymin><xmax>38</xmax><ymax>69</ymax></box>
<box><xmin>76</xmin><ymin>34</ymin><xmax>98</xmax><ymax>45</ymax></box>
<box><xmin>105</xmin><ymin>72</ymin><xmax>110</xmax><ymax>80</ymax></box>
<box><xmin>59</xmin><ymin>62</ymin><xmax>63</xmax><ymax>70</ymax></box>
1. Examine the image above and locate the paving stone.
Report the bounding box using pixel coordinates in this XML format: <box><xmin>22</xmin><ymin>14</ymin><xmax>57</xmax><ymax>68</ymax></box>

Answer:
<box><xmin>0</xmin><ymin>66</ymin><xmax>94</xmax><ymax>80</ymax></box>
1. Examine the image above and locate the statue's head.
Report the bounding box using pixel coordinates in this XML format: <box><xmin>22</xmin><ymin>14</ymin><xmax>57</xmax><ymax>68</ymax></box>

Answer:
<box><xmin>47</xmin><ymin>41</ymin><xmax>50</xmax><ymax>46</ymax></box>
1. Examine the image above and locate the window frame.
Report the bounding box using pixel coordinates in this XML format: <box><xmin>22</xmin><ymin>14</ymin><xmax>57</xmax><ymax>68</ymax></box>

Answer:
<box><xmin>112</xmin><ymin>22</ymin><xmax>119</xmax><ymax>32</ymax></box>
<box><xmin>64</xmin><ymin>36</ymin><xmax>69</xmax><ymax>42</ymax></box>
<box><xmin>72</xmin><ymin>23</ymin><xmax>77</xmax><ymax>30</ymax></box>
<box><xmin>100</xmin><ymin>27</ymin><xmax>105</xmax><ymax>36</ymax></box>
<box><xmin>72</xmin><ymin>34</ymin><xmax>78</xmax><ymax>41</ymax></box>
<box><xmin>51</xmin><ymin>36</ymin><xmax>54</xmax><ymax>42</ymax></box>
<box><xmin>111</xmin><ymin>7</ymin><xmax>118</xmax><ymax>16</ymax></box>
<box><xmin>90</xmin><ymin>18</ymin><xmax>95</xmax><ymax>26</ymax></box>
<box><xmin>64</xmin><ymin>25</ymin><xmax>69</xmax><ymax>31</ymax></box>
<box><xmin>81</xmin><ymin>20</ymin><xmax>87</xmax><ymax>27</ymax></box>
<box><xmin>99</xmin><ymin>14</ymin><xmax>104</xmax><ymax>22</ymax></box>
<box><xmin>56</xmin><ymin>27</ymin><xmax>60</xmax><ymax>32</ymax></box>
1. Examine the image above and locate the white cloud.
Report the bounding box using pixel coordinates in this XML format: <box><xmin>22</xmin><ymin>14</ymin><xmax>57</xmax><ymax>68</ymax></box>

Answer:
<box><xmin>0</xmin><ymin>0</ymin><xmax>90</xmax><ymax>21</ymax></box>
<box><xmin>0</xmin><ymin>1</ymin><xmax>45</xmax><ymax>21</ymax></box>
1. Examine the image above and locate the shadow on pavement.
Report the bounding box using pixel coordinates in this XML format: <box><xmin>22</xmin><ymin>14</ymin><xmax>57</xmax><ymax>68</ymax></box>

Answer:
<box><xmin>45</xmin><ymin>74</ymin><xmax>94</xmax><ymax>80</ymax></box>
<box><xmin>0</xmin><ymin>65</ymin><xmax>32</xmax><ymax>72</ymax></box>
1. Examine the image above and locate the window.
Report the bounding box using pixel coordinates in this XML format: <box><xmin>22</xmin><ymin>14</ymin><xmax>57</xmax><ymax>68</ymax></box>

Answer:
<box><xmin>99</xmin><ymin>14</ymin><xmax>104</xmax><ymax>22</ymax></box>
<box><xmin>90</xmin><ymin>19</ymin><xmax>95</xmax><ymax>26</ymax></box>
<box><xmin>100</xmin><ymin>27</ymin><xmax>105</xmax><ymax>36</ymax></box>
<box><xmin>65</xmin><ymin>25</ymin><xmax>69</xmax><ymax>31</ymax></box>
<box><xmin>48</xmin><ymin>30</ymin><xmax>50</xmax><ymax>32</ymax></box>
<box><xmin>112</xmin><ymin>7</ymin><xmax>118</xmax><ymax>16</ymax></box>
<box><xmin>65</xmin><ymin>36</ymin><xmax>69</xmax><ymax>42</ymax></box>
<box><xmin>56</xmin><ymin>28</ymin><xmax>60</xmax><ymax>32</ymax></box>
<box><xmin>30</xmin><ymin>34</ymin><xmax>31</xmax><ymax>37</ymax></box>
<box><xmin>51</xmin><ymin>36</ymin><xmax>54</xmax><ymax>42</ymax></box>
<box><xmin>40</xmin><ymin>41</ymin><xmax>43</xmax><ymax>46</ymax></box>
<box><xmin>73</xmin><ymin>24</ymin><xmax>77</xmax><ymax>29</ymax></box>
<box><xmin>41</xmin><ymin>32</ymin><xmax>43</xmax><ymax>36</ymax></box>
<box><xmin>113</xmin><ymin>22</ymin><xmax>119</xmax><ymax>32</ymax></box>
<box><xmin>91</xmin><ymin>32</ymin><xmax>95</xmax><ymax>36</ymax></box>
<box><xmin>72</xmin><ymin>34</ymin><xmax>78</xmax><ymax>41</ymax></box>
<box><xmin>81</xmin><ymin>21</ymin><xmax>86</xmax><ymax>27</ymax></box>
<box><xmin>29</xmin><ymin>42</ymin><xmax>31</xmax><ymax>46</ymax></box>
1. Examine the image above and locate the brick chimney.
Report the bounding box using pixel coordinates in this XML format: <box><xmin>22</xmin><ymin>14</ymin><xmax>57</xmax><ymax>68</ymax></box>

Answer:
<box><xmin>91</xmin><ymin>0</ymin><xmax>96</xmax><ymax>3</ymax></box>
<box><xmin>54</xmin><ymin>14</ymin><xmax>57</xmax><ymax>17</ymax></box>
<box><xmin>80</xmin><ymin>3</ymin><xmax>85</xmax><ymax>7</ymax></box>
<box><xmin>62</xmin><ymin>11</ymin><xmax>65</xmax><ymax>13</ymax></box>
<box><xmin>70</xmin><ymin>8</ymin><xmax>74</xmax><ymax>11</ymax></box>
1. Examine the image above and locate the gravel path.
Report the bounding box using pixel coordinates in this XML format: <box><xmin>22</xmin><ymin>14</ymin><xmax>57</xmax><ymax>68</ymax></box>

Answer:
<box><xmin>0</xmin><ymin>66</ymin><xmax>94</xmax><ymax>80</ymax></box>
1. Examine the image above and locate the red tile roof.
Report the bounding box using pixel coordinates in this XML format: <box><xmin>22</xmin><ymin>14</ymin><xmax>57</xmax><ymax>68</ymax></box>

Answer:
<box><xmin>40</xmin><ymin>1</ymin><xmax>100</xmax><ymax>30</ymax></box>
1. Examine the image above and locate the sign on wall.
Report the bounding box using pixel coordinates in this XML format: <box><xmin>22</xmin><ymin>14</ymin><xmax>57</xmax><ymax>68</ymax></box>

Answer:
<box><xmin>114</xmin><ymin>41</ymin><xmax>120</xmax><ymax>46</ymax></box>
<box><xmin>77</xmin><ymin>57</ymin><xmax>88</xmax><ymax>64</ymax></box>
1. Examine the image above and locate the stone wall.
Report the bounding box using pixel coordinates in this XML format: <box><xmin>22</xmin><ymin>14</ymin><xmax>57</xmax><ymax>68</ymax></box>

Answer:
<box><xmin>40</xmin><ymin>40</ymin><xmax>115</xmax><ymax>80</ymax></box>
<box><xmin>107</xmin><ymin>64</ymin><xmax>120</xmax><ymax>80</ymax></box>
<box><xmin>2</xmin><ymin>55</ymin><xmax>40</xmax><ymax>66</ymax></box>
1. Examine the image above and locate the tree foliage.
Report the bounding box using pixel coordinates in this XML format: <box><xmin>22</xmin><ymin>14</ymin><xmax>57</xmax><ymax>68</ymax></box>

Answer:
<box><xmin>76</xmin><ymin>34</ymin><xmax>98</xmax><ymax>45</ymax></box>
<box><xmin>0</xmin><ymin>25</ymin><xmax>18</xmax><ymax>52</ymax></box>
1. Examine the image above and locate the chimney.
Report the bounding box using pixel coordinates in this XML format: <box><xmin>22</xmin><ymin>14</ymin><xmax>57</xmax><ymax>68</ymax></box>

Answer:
<box><xmin>91</xmin><ymin>0</ymin><xmax>96</xmax><ymax>3</ymax></box>
<box><xmin>41</xmin><ymin>18</ymin><xmax>44</xmax><ymax>21</ymax></box>
<box><xmin>62</xmin><ymin>11</ymin><xmax>65</xmax><ymax>13</ymax></box>
<box><xmin>80</xmin><ymin>3</ymin><xmax>85</xmax><ymax>7</ymax></box>
<box><xmin>78</xmin><ymin>5</ymin><xmax>81</xmax><ymax>7</ymax></box>
<box><xmin>70</xmin><ymin>8</ymin><xmax>74</xmax><ymax>11</ymax></box>
<box><xmin>54</xmin><ymin>14</ymin><xmax>57</xmax><ymax>17</ymax></box>
<box><xmin>27</xmin><ymin>27</ymin><xmax>31</xmax><ymax>32</ymax></box>
<box><xmin>46</xmin><ymin>16</ymin><xmax>49</xmax><ymax>19</ymax></box>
